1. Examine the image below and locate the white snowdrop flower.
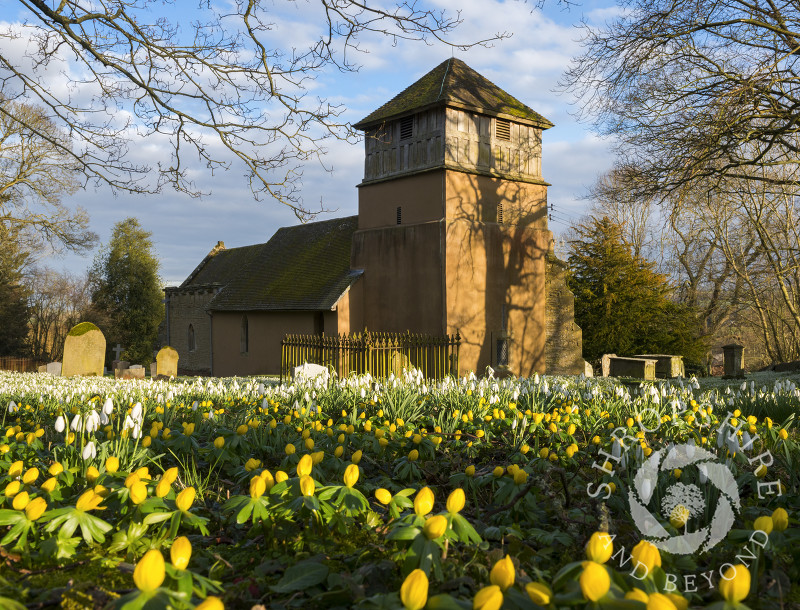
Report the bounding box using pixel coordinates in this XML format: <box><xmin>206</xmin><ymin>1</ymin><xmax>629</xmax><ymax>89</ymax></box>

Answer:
<box><xmin>131</xmin><ymin>402</ymin><xmax>143</xmax><ymax>421</ymax></box>
<box><xmin>7</xmin><ymin>401</ymin><xmax>17</xmax><ymax>413</ymax></box>
<box><xmin>123</xmin><ymin>414</ymin><xmax>135</xmax><ymax>430</ymax></box>
<box><xmin>82</xmin><ymin>441</ymin><xmax>96</xmax><ymax>460</ymax></box>
<box><xmin>360</xmin><ymin>388</ymin><xmax>366</xmax><ymax>399</ymax></box>
<box><xmin>102</xmin><ymin>398</ymin><xmax>114</xmax><ymax>415</ymax></box>
<box><xmin>54</xmin><ymin>415</ymin><xmax>66</xmax><ymax>433</ymax></box>
<box><xmin>70</xmin><ymin>413</ymin><xmax>82</xmax><ymax>431</ymax></box>
<box><xmin>511</xmin><ymin>418</ymin><xmax>517</xmax><ymax>430</ymax></box>
<box><xmin>533</xmin><ymin>373</ymin><xmax>539</xmax><ymax>385</ymax></box>
<box><xmin>85</xmin><ymin>411</ymin><xmax>100</xmax><ymax>433</ymax></box>
<box><xmin>132</xmin><ymin>423</ymin><xmax>142</xmax><ymax>439</ymax></box>
<box><xmin>612</xmin><ymin>439</ymin><xmax>622</xmax><ymax>459</ymax></box>
<box><xmin>99</xmin><ymin>411</ymin><xmax>109</xmax><ymax>426</ymax></box>
<box><xmin>640</xmin><ymin>478</ymin><xmax>652</xmax><ymax>500</ymax></box>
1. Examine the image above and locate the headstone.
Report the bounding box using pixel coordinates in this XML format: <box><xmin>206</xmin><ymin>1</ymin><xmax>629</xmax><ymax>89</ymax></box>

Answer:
<box><xmin>601</xmin><ymin>354</ymin><xmax>616</xmax><ymax>377</ymax></box>
<box><xmin>722</xmin><ymin>344</ymin><xmax>744</xmax><ymax>378</ymax></box>
<box><xmin>121</xmin><ymin>365</ymin><xmax>145</xmax><ymax>380</ymax></box>
<box><xmin>388</xmin><ymin>350</ymin><xmax>412</xmax><ymax>376</ymax></box>
<box><xmin>37</xmin><ymin>364</ymin><xmax>47</xmax><ymax>373</ymax></box>
<box><xmin>156</xmin><ymin>346</ymin><xmax>179</xmax><ymax>378</ymax></box>
<box><xmin>150</xmin><ymin>363</ymin><xmax>158</xmax><ymax>378</ymax></box>
<box><xmin>293</xmin><ymin>362</ymin><xmax>329</xmax><ymax>384</ymax></box>
<box><xmin>113</xmin><ymin>360</ymin><xmax>130</xmax><ymax>379</ymax></box>
<box><xmin>608</xmin><ymin>356</ymin><xmax>657</xmax><ymax>380</ymax></box>
<box><xmin>46</xmin><ymin>362</ymin><xmax>62</xmax><ymax>376</ymax></box>
<box><xmin>112</xmin><ymin>343</ymin><xmax>125</xmax><ymax>361</ymax></box>
<box><xmin>633</xmin><ymin>355</ymin><xmax>685</xmax><ymax>379</ymax></box>
<box><xmin>584</xmin><ymin>361</ymin><xmax>594</xmax><ymax>377</ymax></box>
<box><xmin>61</xmin><ymin>323</ymin><xmax>105</xmax><ymax>377</ymax></box>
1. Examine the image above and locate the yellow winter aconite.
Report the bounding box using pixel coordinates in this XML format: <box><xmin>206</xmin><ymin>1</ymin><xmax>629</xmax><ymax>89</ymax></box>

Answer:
<box><xmin>423</xmin><ymin>515</ymin><xmax>448</xmax><ymax>540</ymax></box>
<box><xmin>772</xmin><ymin>507</ymin><xmax>789</xmax><ymax>531</ymax></box>
<box><xmin>667</xmin><ymin>593</ymin><xmax>689</xmax><ymax>610</ymax></box>
<box><xmin>719</xmin><ymin>564</ymin><xmax>751</xmax><ymax>603</ymax></box>
<box><xmin>156</xmin><ymin>478</ymin><xmax>171</xmax><ymax>498</ymax></box>
<box><xmin>296</xmin><ymin>454</ymin><xmax>313</xmax><ymax>477</ymax></box>
<box><xmin>473</xmin><ymin>585</ymin><xmax>503</xmax><ymax>610</ymax></box>
<box><xmin>526</xmin><ymin>582</ymin><xmax>551</xmax><ymax>605</ymax></box>
<box><xmin>76</xmin><ymin>489</ymin><xmax>104</xmax><ymax>512</ymax></box>
<box><xmin>446</xmin><ymin>488</ymin><xmax>465</xmax><ymax>514</ymax></box>
<box><xmin>299</xmin><ymin>475</ymin><xmax>315</xmax><ymax>497</ymax></box>
<box><xmin>48</xmin><ymin>462</ymin><xmax>63</xmax><ymax>476</ymax></box>
<box><xmin>489</xmin><ymin>555</ymin><xmax>515</xmax><ymax>591</ymax></box>
<box><xmin>41</xmin><ymin>477</ymin><xmax>57</xmax><ymax>493</ymax></box>
<box><xmin>25</xmin><ymin>497</ymin><xmax>47</xmax><ymax>521</ymax></box>
<box><xmin>343</xmin><ymin>464</ymin><xmax>359</xmax><ymax>488</ymax></box>
<box><xmin>195</xmin><ymin>597</ymin><xmax>225</xmax><ymax>610</ymax></box>
<box><xmin>214</xmin><ymin>436</ymin><xmax>225</xmax><ymax>449</ymax></box>
<box><xmin>408</xmin><ymin>449</ymin><xmax>419</xmax><ymax>462</ymax></box>
<box><xmin>105</xmin><ymin>456</ymin><xmax>119</xmax><ymax>473</ymax></box>
<box><xmin>586</xmin><ymin>531</ymin><xmax>613</xmax><ymax>564</ymax></box>
<box><xmin>175</xmin><ymin>487</ymin><xmax>196</xmax><ymax>512</ymax></box>
<box><xmin>275</xmin><ymin>471</ymin><xmax>288</xmax><ymax>483</ymax></box>
<box><xmin>5</xmin><ymin>480</ymin><xmax>20</xmax><ymax>497</ymax></box>
<box><xmin>754</xmin><ymin>515</ymin><xmax>774</xmax><ymax>534</ymax></box>
<box><xmin>414</xmin><ymin>486</ymin><xmax>434</xmax><ymax>516</ymax></box>
<box><xmin>22</xmin><ymin>467</ymin><xmax>38</xmax><ymax>485</ymax></box>
<box><xmin>580</xmin><ymin>561</ymin><xmax>610</xmax><ymax>602</ymax></box>
<box><xmin>631</xmin><ymin>540</ymin><xmax>661</xmax><ymax>575</ymax></box>
<box><xmin>12</xmin><ymin>491</ymin><xmax>29</xmax><ymax>511</ymax></box>
<box><xmin>400</xmin><ymin>569</ymin><xmax>428</xmax><ymax>610</ymax></box>
<box><xmin>129</xmin><ymin>481</ymin><xmax>148</xmax><ymax>505</ymax></box>
<box><xmin>171</xmin><ymin>536</ymin><xmax>192</xmax><ymax>570</ymax></box>
<box><xmin>250</xmin><ymin>476</ymin><xmax>266</xmax><ymax>498</ymax></box>
<box><xmin>625</xmin><ymin>589</ymin><xmax>649</xmax><ymax>603</ymax></box>
<box><xmin>647</xmin><ymin>592</ymin><xmax>677</xmax><ymax>610</ymax></box>
<box><xmin>352</xmin><ymin>450</ymin><xmax>363</xmax><ymax>464</ymax></box>
<box><xmin>8</xmin><ymin>461</ymin><xmax>23</xmax><ymax>478</ymax></box>
<box><xmin>134</xmin><ymin>549</ymin><xmax>165</xmax><ymax>592</ymax></box>
<box><xmin>375</xmin><ymin>488</ymin><xmax>392</xmax><ymax>505</ymax></box>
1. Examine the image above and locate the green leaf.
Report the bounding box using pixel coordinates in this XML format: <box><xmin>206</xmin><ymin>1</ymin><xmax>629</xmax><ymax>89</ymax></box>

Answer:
<box><xmin>270</xmin><ymin>560</ymin><xmax>329</xmax><ymax>593</ymax></box>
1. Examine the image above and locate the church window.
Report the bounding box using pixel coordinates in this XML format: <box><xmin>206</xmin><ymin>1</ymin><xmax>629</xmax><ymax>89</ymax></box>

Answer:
<box><xmin>400</xmin><ymin>116</ymin><xmax>413</xmax><ymax>140</ymax></box>
<box><xmin>495</xmin><ymin>118</ymin><xmax>511</xmax><ymax>141</ymax></box>
<box><xmin>496</xmin><ymin>338</ymin><xmax>509</xmax><ymax>366</ymax></box>
<box><xmin>498</xmin><ymin>202</ymin><xmax>504</xmax><ymax>224</ymax></box>
<box><xmin>240</xmin><ymin>315</ymin><xmax>249</xmax><ymax>354</ymax></box>
<box><xmin>396</xmin><ymin>206</ymin><xmax>402</xmax><ymax>225</ymax></box>
<box><xmin>188</xmin><ymin>324</ymin><xmax>196</xmax><ymax>352</ymax></box>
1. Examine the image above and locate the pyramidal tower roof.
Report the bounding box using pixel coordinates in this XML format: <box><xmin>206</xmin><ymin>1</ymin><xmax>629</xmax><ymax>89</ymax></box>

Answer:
<box><xmin>353</xmin><ymin>58</ymin><xmax>553</xmax><ymax>130</ymax></box>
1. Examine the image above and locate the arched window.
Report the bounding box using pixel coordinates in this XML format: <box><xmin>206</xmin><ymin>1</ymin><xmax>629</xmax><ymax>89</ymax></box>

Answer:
<box><xmin>240</xmin><ymin>315</ymin><xmax>249</xmax><ymax>354</ymax></box>
<box><xmin>188</xmin><ymin>324</ymin><xmax>196</xmax><ymax>352</ymax></box>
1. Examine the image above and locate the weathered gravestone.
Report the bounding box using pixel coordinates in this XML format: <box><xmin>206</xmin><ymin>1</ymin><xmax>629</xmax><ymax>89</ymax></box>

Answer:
<box><xmin>150</xmin><ymin>363</ymin><xmax>158</xmax><ymax>378</ymax></box>
<box><xmin>156</xmin><ymin>346</ymin><xmax>179</xmax><ymax>378</ymax></box>
<box><xmin>601</xmin><ymin>354</ymin><xmax>617</xmax><ymax>378</ymax></box>
<box><xmin>584</xmin><ymin>361</ymin><xmax>594</xmax><ymax>377</ymax></box>
<box><xmin>122</xmin><ymin>364</ymin><xmax>145</xmax><ymax>380</ymax></box>
<box><xmin>113</xmin><ymin>360</ymin><xmax>130</xmax><ymax>379</ymax></box>
<box><xmin>47</xmin><ymin>362</ymin><xmax>62</xmax><ymax>376</ymax></box>
<box><xmin>293</xmin><ymin>362</ymin><xmax>329</xmax><ymax>384</ymax></box>
<box><xmin>37</xmin><ymin>364</ymin><xmax>47</xmax><ymax>373</ymax></box>
<box><xmin>61</xmin><ymin>323</ymin><xmax>105</xmax><ymax>377</ymax></box>
<box><xmin>722</xmin><ymin>344</ymin><xmax>745</xmax><ymax>378</ymax></box>
<box><xmin>608</xmin><ymin>356</ymin><xmax>657</xmax><ymax>381</ymax></box>
<box><xmin>388</xmin><ymin>350</ymin><xmax>412</xmax><ymax>376</ymax></box>
<box><xmin>634</xmin><ymin>354</ymin><xmax>685</xmax><ymax>379</ymax></box>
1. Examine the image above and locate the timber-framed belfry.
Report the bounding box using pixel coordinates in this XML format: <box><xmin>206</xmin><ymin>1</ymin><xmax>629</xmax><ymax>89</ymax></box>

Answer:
<box><xmin>164</xmin><ymin>59</ymin><xmax>582</xmax><ymax>377</ymax></box>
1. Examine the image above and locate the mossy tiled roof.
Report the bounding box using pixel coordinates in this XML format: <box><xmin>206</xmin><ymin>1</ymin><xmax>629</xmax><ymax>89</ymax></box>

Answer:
<box><xmin>206</xmin><ymin>216</ymin><xmax>361</xmax><ymax>312</ymax></box>
<box><xmin>354</xmin><ymin>58</ymin><xmax>553</xmax><ymax>129</ymax></box>
<box><xmin>181</xmin><ymin>243</ymin><xmax>267</xmax><ymax>288</ymax></box>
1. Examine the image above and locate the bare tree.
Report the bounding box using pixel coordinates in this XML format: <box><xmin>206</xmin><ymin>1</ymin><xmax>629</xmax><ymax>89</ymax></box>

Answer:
<box><xmin>0</xmin><ymin>99</ymin><xmax>95</xmax><ymax>253</ymax></box>
<box><xmin>1</xmin><ymin>1</ymin><xmax>506</xmax><ymax>218</ymax></box>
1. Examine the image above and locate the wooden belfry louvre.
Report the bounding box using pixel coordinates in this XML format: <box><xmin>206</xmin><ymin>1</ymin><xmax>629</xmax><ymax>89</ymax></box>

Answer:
<box><xmin>281</xmin><ymin>331</ymin><xmax>460</xmax><ymax>381</ymax></box>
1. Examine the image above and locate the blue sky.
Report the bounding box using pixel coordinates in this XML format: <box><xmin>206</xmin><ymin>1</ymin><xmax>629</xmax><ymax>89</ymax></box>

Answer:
<box><xmin>2</xmin><ymin>0</ymin><xmax>619</xmax><ymax>285</ymax></box>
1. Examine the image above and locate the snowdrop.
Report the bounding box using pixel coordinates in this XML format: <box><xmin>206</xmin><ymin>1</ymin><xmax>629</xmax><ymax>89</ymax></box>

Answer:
<box><xmin>82</xmin><ymin>441</ymin><xmax>97</xmax><ymax>460</ymax></box>
<box><xmin>54</xmin><ymin>415</ymin><xmax>66</xmax><ymax>433</ymax></box>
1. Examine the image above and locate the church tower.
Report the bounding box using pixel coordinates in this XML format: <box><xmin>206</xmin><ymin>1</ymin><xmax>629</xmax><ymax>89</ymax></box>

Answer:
<box><xmin>351</xmin><ymin>58</ymin><xmax>582</xmax><ymax>375</ymax></box>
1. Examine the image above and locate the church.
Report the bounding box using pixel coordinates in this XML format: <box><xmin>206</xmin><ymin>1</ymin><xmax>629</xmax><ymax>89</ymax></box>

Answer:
<box><xmin>163</xmin><ymin>58</ymin><xmax>583</xmax><ymax>377</ymax></box>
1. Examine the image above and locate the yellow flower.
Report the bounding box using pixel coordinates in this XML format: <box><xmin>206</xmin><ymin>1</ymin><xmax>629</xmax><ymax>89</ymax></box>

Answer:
<box><xmin>513</xmin><ymin>469</ymin><xmax>528</xmax><ymax>485</ymax></box>
<box><xmin>124</xmin><ymin>473</ymin><xmax>140</xmax><ymax>488</ymax></box>
<box><xmin>285</xmin><ymin>443</ymin><xmax>296</xmax><ymax>455</ymax></box>
<box><xmin>162</xmin><ymin>467</ymin><xmax>178</xmax><ymax>484</ymax></box>
<box><xmin>473</xmin><ymin>585</ymin><xmax>503</xmax><ymax>610</ymax></box>
<box><xmin>86</xmin><ymin>466</ymin><xmax>100</xmax><ymax>485</ymax></box>
<box><xmin>400</xmin><ymin>569</ymin><xmax>428</xmax><ymax>610</ymax></box>
<box><xmin>525</xmin><ymin>582</ymin><xmax>551</xmax><ymax>605</ymax></box>
<box><xmin>8</xmin><ymin>461</ymin><xmax>23</xmax><ymax>478</ymax></box>
<box><xmin>423</xmin><ymin>515</ymin><xmax>448</xmax><ymax>540</ymax></box>
<box><xmin>250</xmin><ymin>476</ymin><xmax>267</xmax><ymax>498</ymax></box>
<box><xmin>447</xmin><ymin>489</ymin><xmax>465</xmax><ymax>514</ymax></box>
<box><xmin>76</xmin><ymin>489</ymin><xmax>104</xmax><ymax>511</ymax></box>
<box><xmin>41</xmin><ymin>477</ymin><xmax>57</xmax><ymax>493</ymax></box>
<box><xmin>414</xmin><ymin>486</ymin><xmax>434</xmax><ymax>516</ymax></box>
<box><xmin>375</xmin><ymin>488</ymin><xmax>392</xmax><ymax>505</ymax></box>
<box><xmin>492</xmin><ymin>466</ymin><xmax>504</xmax><ymax>478</ymax></box>
<box><xmin>260</xmin><ymin>469</ymin><xmax>275</xmax><ymax>490</ymax></box>
<box><xmin>142</xmin><ymin>436</ymin><xmax>152</xmax><ymax>448</ymax></box>
<box><xmin>666</xmin><ymin>593</ymin><xmax>689</xmax><ymax>610</ymax></box>
<box><xmin>631</xmin><ymin>540</ymin><xmax>661</xmax><ymax>575</ymax></box>
<box><xmin>48</xmin><ymin>462</ymin><xmax>64</xmax><ymax>476</ymax></box>
<box><xmin>136</xmin><ymin>467</ymin><xmax>150</xmax><ymax>480</ymax></box>
<box><xmin>5</xmin><ymin>480</ymin><xmax>20</xmax><ymax>498</ymax></box>
<box><xmin>352</xmin><ymin>450</ymin><xmax>363</xmax><ymax>464</ymax></box>
<box><xmin>334</xmin><ymin>445</ymin><xmax>344</xmax><ymax>458</ymax></box>
<box><xmin>171</xmin><ymin>535</ymin><xmax>192</xmax><ymax>570</ymax></box>
<box><xmin>779</xmin><ymin>428</ymin><xmax>788</xmax><ymax>440</ymax></box>
<box><xmin>719</xmin><ymin>564</ymin><xmax>750</xmax><ymax>603</ymax></box>
<box><xmin>156</xmin><ymin>478</ymin><xmax>171</xmax><ymax>498</ymax></box>
<box><xmin>408</xmin><ymin>449</ymin><xmax>419</xmax><ymax>462</ymax></box>
<box><xmin>133</xmin><ymin>549</ymin><xmax>165</xmax><ymax>592</ymax></box>
<box><xmin>22</xmin><ymin>467</ymin><xmax>39</xmax><ymax>485</ymax></box>
<box><xmin>105</xmin><ymin>457</ymin><xmax>120</xmax><ymax>473</ymax></box>
<box><xmin>647</xmin><ymin>592</ymin><xmax>677</xmax><ymax>610</ymax></box>
<box><xmin>343</xmin><ymin>464</ymin><xmax>359</xmax><ymax>488</ymax></box>
<box><xmin>296</xmin><ymin>454</ymin><xmax>313</xmax><ymax>478</ymax></box>
<box><xmin>175</xmin><ymin>487</ymin><xmax>196</xmax><ymax>512</ymax></box>
<box><xmin>625</xmin><ymin>589</ymin><xmax>649</xmax><ymax>603</ymax></box>
<box><xmin>129</xmin><ymin>481</ymin><xmax>148</xmax><ymax>505</ymax></box>
<box><xmin>580</xmin><ymin>561</ymin><xmax>610</xmax><ymax>602</ymax></box>
<box><xmin>244</xmin><ymin>458</ymin><xmax>261</xmax><ymax>472</ymax></box>
<box><xmin>195</xmin><ymin>597</ymin><xmax>224</xmax><ymax>610</ymax></box>
<box><xmin>275</xmin><ymin>471</ymin><xmax>288</xmax><ymax>483</ymax></box>
<box><xmin>586</xmin><ymin>532</ymin><xmax>613</xmax><ymax>564</ymax></box>
<box><xmin>12</xmin><ymin>491</ymin><xmax>29</xmax><ymax>511</ymax></box>
<box><xmin>25</xmin><ymin>497</ymin><xmax>47</xmax><ymax>521</ymax></box>
<box><xmin>772</xmin><ymin>507</ymin><xmax>789</xmax><ymax>531</ymax></box>
<box><xmin>465</xmin><ymin>465</ymin><xmax>476</xmax><ymax>477</ymax></box>
<box><xmin>299</xmin><ymin>475</ymin><xmax>315</xmax><ymax>496</ymax></box>
<box><xmin>214</xmin><ymin>436</ymin><xmax>225</xmax><ymax>449</ymax></box>
<box><xmin>311</xmin><ymin>451</ymin><xmax>324</xmax><ymax>465</ymax></box>
<box><xmin>670</xmin><ymin>504</ymin><xmax>689</xmax><ymax>529</ymax></box>
<box><xmin>754</xmin><ymin>515</ymin><xmax>773</xmax><ymax>534</ymax></box>
<box><xmin>236</xmin><ymin>424</ymin><xmax>248</xmax><ymax>436</ymax></box>
<box><xmin>490</xmin><ymin>555</ymin><xmax>515</xmax><ymax>591</ymax></box>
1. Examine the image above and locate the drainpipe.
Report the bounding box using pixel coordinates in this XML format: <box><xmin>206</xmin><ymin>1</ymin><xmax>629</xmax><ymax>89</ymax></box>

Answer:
<box><xmin>208</xmin><ymin>310</ymin><xmax>214</xmax><ymax>376</ymax></box>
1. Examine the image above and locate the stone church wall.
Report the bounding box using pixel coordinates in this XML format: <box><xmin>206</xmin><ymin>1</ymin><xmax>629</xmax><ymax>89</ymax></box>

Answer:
<box><xmin>164</xmin><ymin>287</ymin><xmax>217</xmax><ymax>375</ymax></box>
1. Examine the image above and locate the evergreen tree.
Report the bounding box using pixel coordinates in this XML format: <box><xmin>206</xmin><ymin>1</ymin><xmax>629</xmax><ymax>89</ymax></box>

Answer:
<box><xmin>89</xmin><ymin>218</ymin><xmax>163</xmax><ymax>365</ymax></box>
<box><xmin>0</xmin><ymin>223</ymin><xmax>31</xmax><ymax>356</ymax></box>
<box><xmin>567</xmin><ymin>216</ymin><xmax>705</xmax><ymax>365</ymax></box>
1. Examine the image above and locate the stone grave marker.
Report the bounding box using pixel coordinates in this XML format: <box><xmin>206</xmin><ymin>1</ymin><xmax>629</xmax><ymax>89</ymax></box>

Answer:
<box><xmin>156</xmin><ymin>346</ymin><xmax>179</xmax><ymax>378</ymax></box>
<box><xmin>608</xmin><ymin>356</ymin><xmax>657</xmax><ymax>380</ymax></box>
<box><xmin>584</xmin><ymin>361</ymin><xmax>594</xmax><ymax>377</ymax></box>
<box><xmin>37</xmin><ymin>364</ymin><xmax>47</xmax><ymax>373</ymax></box>
<box><xmin>150</xmin><ymin>363</ymin><xmax>158</xmax><ymax>378</ymax></box>
<box><xmin>634</xmin><ymin>354</ymin><xmax>685</xmax><ymax>378</ymax></box>
<box><xmin>112</xmin><ymin>343</ymin><xmax>125</xmax><ymax>361</ymax></box>
<box><xmin>293</xmin><ymin>362</ymin><xmax>329</xmax><ymax>384</ymax></box>
<box><xmin>61</xmin><ymin>323</ymin><xmax>105</xmax><ymax>377</ymax></box>
<box><xmin>722</xmin><ymin>344</ymin><xmax>744</xmax><ymax>378</ymax></box>
<box><xmin>601</xmin><ymin>353</ymin><xmax>616</xmax><ymax>377</ymax></box>
<box><xmin>122</xmin><ymin>364</ymin><xmax>145</xmax><ymax>380</ymax></box>
<box><xmin>46</xmin><ymin>362</ymin><xmax>62</xmax><ymax>376</ymax></box>
<box><xmin>113</xmin><ymin>360</ymin><xmax>130</xmax><ymax>379</ymax></box>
